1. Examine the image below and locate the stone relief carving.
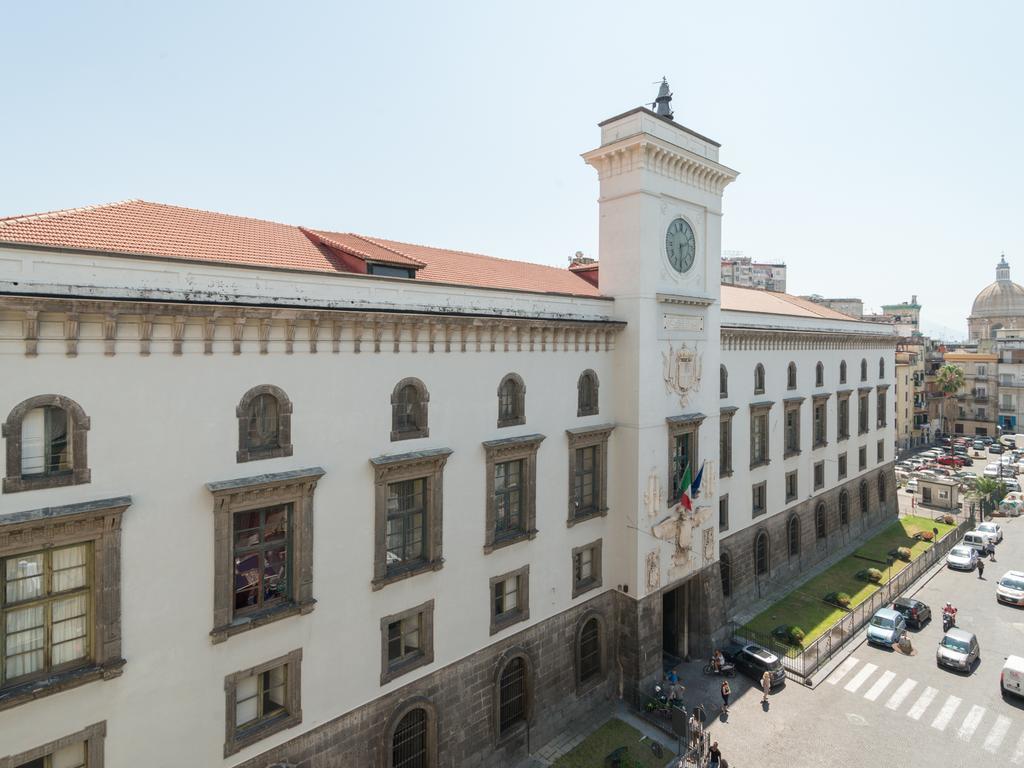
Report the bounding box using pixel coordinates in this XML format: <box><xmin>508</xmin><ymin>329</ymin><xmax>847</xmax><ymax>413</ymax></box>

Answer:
<box><xmin>662</xmin><ymin>343</ymin><xmax>702</xmax><ymax>407</ymax></box>
<box><xmin>643</xmin><ymin>469</ymin><xmax>662</xmax><ymax>520</ymax></box>
<box><xmin>646</xmin><ymin>550</ymin><xmax>661</xmax><ymax>590</ymax></box>
<box><xmin>702</xmin><ymin>526</ymin><xmax>715</xmax><ymax>564</ymax></box>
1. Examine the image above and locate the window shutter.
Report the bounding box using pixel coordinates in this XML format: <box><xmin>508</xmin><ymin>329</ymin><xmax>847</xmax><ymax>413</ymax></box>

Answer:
<box><xmin>21</xmin><ymin>407</ymin><xmax>45</xmax><ymax>475</ymax></box>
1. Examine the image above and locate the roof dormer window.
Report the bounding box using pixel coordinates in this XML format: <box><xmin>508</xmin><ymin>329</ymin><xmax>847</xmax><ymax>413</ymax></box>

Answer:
<box><xmin>368</xmin><ymin>264</ymin><xmax>416</xmax><ymax>279</ymax></box>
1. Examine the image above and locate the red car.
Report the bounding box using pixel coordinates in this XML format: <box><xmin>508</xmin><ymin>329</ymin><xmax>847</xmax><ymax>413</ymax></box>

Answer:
<box><xmin>937</xmin><ymin>455</ymin><xmax>968</xmax><ymax>467</ymax></box>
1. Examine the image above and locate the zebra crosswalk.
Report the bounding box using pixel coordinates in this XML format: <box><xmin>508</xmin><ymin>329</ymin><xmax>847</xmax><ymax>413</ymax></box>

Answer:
<box><xmin>825</xmin><ymin>656</ymin><xmax>1024</xmax><ymax>761</ymax></box>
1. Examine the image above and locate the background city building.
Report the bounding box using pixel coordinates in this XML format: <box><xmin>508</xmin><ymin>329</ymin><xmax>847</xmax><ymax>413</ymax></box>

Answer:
<box><xmin>720</xmin><ymin>252</ymin><xmax>787</xmax><ymax>292</ymax></box>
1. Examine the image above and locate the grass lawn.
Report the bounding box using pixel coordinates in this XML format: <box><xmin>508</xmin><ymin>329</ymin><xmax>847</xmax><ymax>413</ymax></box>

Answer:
<box><xmin>552</xmin><ymin>718</ymin><xmax>674</xmax><ymax>768</ymax></box>
<box><xmin>741</xmin><ymin>515</ymin><xmax>958</xmax><ymax>647</ymax></box>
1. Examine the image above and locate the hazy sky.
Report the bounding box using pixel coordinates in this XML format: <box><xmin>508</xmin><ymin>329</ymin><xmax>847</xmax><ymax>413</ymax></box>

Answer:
<box><xmin>2</xmin><ymin>1</ymin><xmax>1020</xmax><ymax>338</ymax></box>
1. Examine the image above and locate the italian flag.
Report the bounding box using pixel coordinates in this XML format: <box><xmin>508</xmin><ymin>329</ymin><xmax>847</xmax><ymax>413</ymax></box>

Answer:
<box><xmin>677</xmin><ymin>463</ymin><xmax>693</xmax><ymax>512</ymax></box>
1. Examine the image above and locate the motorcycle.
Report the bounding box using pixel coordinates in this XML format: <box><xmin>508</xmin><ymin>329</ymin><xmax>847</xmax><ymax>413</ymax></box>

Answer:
<box><xmin>702</xmin><ymin>660</ymin><xmax>736</xmax><ymax>677</ymax></box>
<box><xmin>645</xmin><ymin>681</ymin><xmax>674</xmax><ymax>717</ymax></box>
<box><xmin>942</xmin><ymin>608</ymin><xmax>957</xmax><ymax>632</ymax></box>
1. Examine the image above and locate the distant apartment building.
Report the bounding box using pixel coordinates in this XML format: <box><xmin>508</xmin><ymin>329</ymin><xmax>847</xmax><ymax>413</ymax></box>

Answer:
<box><xmin>801</xmin><ymin>295</ymin><xmax>864</xmax><ymax>318</ymax></box>
<box><xmin>943</xmin><ymin>350</ymin><xmax>999</xmax><ymax>437</ymax></box>
<box><xmin>720</xmin><ymin>252</ymin><xmax>786</xmax><ymax>292</ymax></box>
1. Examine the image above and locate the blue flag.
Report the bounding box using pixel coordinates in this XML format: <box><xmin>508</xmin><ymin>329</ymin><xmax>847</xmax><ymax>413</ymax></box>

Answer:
<box><xmin>690</xmin><ymin>462</ymin><xmax>705</xmax><ymax>499</ymax></box>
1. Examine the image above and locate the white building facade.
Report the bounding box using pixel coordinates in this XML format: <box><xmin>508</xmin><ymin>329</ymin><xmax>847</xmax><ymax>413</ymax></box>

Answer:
<box><xmin>0</xmin><ymin>105</ymin><xmax>897</xmax><ymax>767</ymax></box>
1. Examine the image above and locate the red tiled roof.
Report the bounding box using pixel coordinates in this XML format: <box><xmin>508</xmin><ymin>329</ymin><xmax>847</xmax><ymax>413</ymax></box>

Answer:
<box><xmin>721</xmin><ymin>285</ymin><xmax>867</xmax><ymax>321</ymax></box>
<box><xmin>0</xmin><ymin>200</ymin><xmax>601</xmax><ymax>297</ymax></box>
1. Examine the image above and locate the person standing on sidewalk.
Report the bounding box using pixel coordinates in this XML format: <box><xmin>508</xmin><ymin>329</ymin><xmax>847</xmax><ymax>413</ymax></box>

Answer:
<box><xmin>761</xmin><ymin>670</ymin><xmax>772</xmax><ymax>703</ymax></box>
<box><xmin>720</xmin><ymin>679</ymin><xmax>731</xmax><ymax>713</ymax></box>
<box><xmin>978</xmin><ymin>557</ymin><xmax>986</xmax><ymax>579</ymax></box>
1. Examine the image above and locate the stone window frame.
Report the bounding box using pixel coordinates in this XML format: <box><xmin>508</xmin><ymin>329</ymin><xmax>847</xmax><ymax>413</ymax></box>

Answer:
<box><xmin>574</xmin><ymin>609</ymin><xmax>607</xmax><ymax>692</ymax></box>
<box><xmin>858</xmin><ymin>446</ymin><xmax>867</xmax><ymax>471</ymax></box>
<box><xmin>876</xmin><ymin>384</ymin><xmax>890</xmax><ymax>428</ymax></box>
<box><xmin>815</xmin><ymin>502</ymin><xmax>827</xmax><ymax>540</ymax></box>
<box><xmin>879</xmin><ymin>357</ymin><xmax>886</xmax><ymax>380</ymax></box>
<box><xmin>784</xmin><ymin>469</ymin><xmax>798</xmax><ymax>503</ymax></box>
<box><xmin>859</xmin><ymin>480</ymin><xmax>869</xmax><ymax>514</ymax></box>
<box><xmin>0</xmin><ymin>721</ymin><xmax>106</xmax><ymax>768</ymax></box>
<box><xmin>0</xmin><ymin>497</ymin><xmax>129</xmax><ymax>713</ymax></box>
<box><xmin>812</xmin><ymin>393</ymin><xmax>830</xmax><ymax>449</ymax></box>
<box><xmin>840</xmin><ymin>360</ymin><xmax>848</xmax><ymax>385</ymax></box>
<box><xmin>566</xmin><ymin>425</ymin><xmax>613</xmax><ymax>527</ymax></box>
<box><xmin>752</xmin><ymin>480</ymin><xmax>767</xmax><ymax>518</ymax></box>
<box><xmin>483</xmin><ymin>434</ymin><xmax>544</xmax><ymax>553</ymax></box>
<box><xmin>3</xmin><ymin>394</ymin><xmax>91</xmax><ymax>494</ymax></box>
<box><xmin>496</xmin><ymin>373</ymin><xmax>527</xmax><ymax>428</ymax></box>
<box><xmin>749</xmin><ymin>402</ymin><xmax>773</xmax><ymax>469</ymax></box>
<box><xmin>382</xmin><ymin>696</ymin><xmax>439</xmax><ymax>768</ymax></box>
<box><xmin>493</xmin><ymin>646</ymin><xmax>535</xmax><ymax>745</ymax></box>
<box><xmin>837</xmin><ymin>389</ymin><xmax>852</xmax><ymax>441</ymax></box>
<box><xmin>839</xmin><ymin>489</ymin><xmax>850</xmax><ymax>526</ymax></box>
<box><xmin>489</xmin><ymin>565</ymin><xmax>530</xmax><ymax>636</ymax></box>
<box><xmin>571</xmin><ymin>538</ymin><xmax>603</xmax><ymax>599</ymax></box>
<box><xmin>720</xmin><ymin>365</ymin><xmax>728</xmax><ymax>399</ymax></box>
<box><xmin>719</xmin><ymin>407</ymin><xmax>736</xmax><ymax>478</ymax></box>
<box><xmin>786</xmin><ymin>361</ymin><xmax>797</xmax><ymax>390</ymax></box>
<box><xmin>783</xmin><ymin>397</ymin><xmax>803</xmax><ymax>458</ymax></box>
<box><xmin>754</xmin><ymin>363</ymin><xmax>766</xmax><ymax>395</ymax></box>
<box><xmin>877</xmin><ymin>439</ymin><xmax>885</xmax><ymax>463</ymax></box>
<box><xmin>719</xmin><ymin>551</ymin><xmax>732</xmax><ymax>597</ymax></box>
<box><xmin>815</xmin><ymin>361</ymin><xmax>825</xmax><ymax>388</ymax></box>
<box><xmin>753</xmin><ymin>530</ymin><xmax>769</xmax><ymax>576</ymax></box>
<box><xmin>391</xmin><ymin>377</ymin><xmax>430</xmax><ymax>442</ymax></box>
<box><xmin>235</xmin><ymin>384</ymin><xmax>293</xmax><ymax>463</ymax></box>
<box><xmin>370</xmin><ymin>449</ymin><xmax>452</xmax><ymax>590</ymax></box>
<box><xmin>787</xmin><ymin>515</ymin><xmax>800</xmax><ymax>558</ymax></box>
<box><xmin>857</xmin><ymin>387</ymin><xmax>872</xmax><ymax>435</ymax></box>
<box><xmin>223</xmin><ymin>648</ymin><xmax>303</xmax><ymax>757</ymax></box>
<box><xmin>207</xmin><ymin>467</ymin><xmax>323</xmax><ymax>643</ymax></box>
<box><xmin>380</xmin><ymin>599</ymin><xmax>435</xmax><ymax>685</ymax></box>
<box><xmin>813</xmin><ymin>460</ymin><xmax>825</xmax><ymax>491</ymax></box>
<box><xmin>577</xmin><ymin>370</ymin><xmax>600</xmax><ymax>417</ymax></box>
<box><xmin>668</xmin><ymin>414</ymin><xmax>704</xmax><ymax>503</ymax></box>
<box><xmin>860</xmin><ymin>358</ymin><xmax>868</xmax><ymax>382</ymax></box>
<box><xmin>719</xmin><ymin>493</ymin><xmax>729</xmax><ymax>532</ymax></box>
<box><xmin>838</xmin><ymin>452</ymin><xmax>848</xmax><ymax>480</ymax></box>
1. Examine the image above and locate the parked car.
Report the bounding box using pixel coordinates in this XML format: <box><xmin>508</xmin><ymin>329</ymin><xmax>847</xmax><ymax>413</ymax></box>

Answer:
<box><xmin>953</xmin><ymin>446</ymin><xmax>970</xmax><ymax>457</ymax></box>
<box><xmin>866</xmin><ymin>608</ymin><xmax>906</xmax><ymax>646</ymax></box>
<box><xmin>905</xmin><ymin>478</ymin><xmax>919</xmax><ymax>494</ymax></box>
<box><xmin>962</xmin><ymin>531</ymin><xmax>991</xmax><ymax>554</ymax></box>
<box><xmin>1004</xmin><ymin>479</ymin><xmax>1022</xmax><ymax>493</ymax></box>
<box><xmin>1002</xmin><ymin>656</ymin><xmax>1024</xmax><ymax>698</ymax></box>
<box><xmin>721</xmin><ymin>643</ymin><xmax>786</xmax><ymax>689</ymax></box>
<box><xmin>892</xmin><ymin>597</ymin><xmax>931</xmax><ymax>629</ymax></box>
<box><xmin>990</xmin><ymin>444</ymin><xmax>1005</xmax><ymax>455</ymax></box>
<box><xmin>984</xmin><ymin>464</ymin><xmax>1001</xmax><ymax>478</ymax></box>
<box><xmin>982</xmin><ymin>436</ymin><xmax>995</xmax><ymax>445</ymax></box>
<box><xmin>974</xmin><ymin>440</ymin><xmax>987</xmax><ymax>450</ymax></box>
<box><xmin>937</xmin><ymin>628</ymin><xmax>980</xmax><ymax>672</ymax></box>
<box><xmin>937</xmin><ymin>455</ymin><xmax>968</xmax><ymax>467</ymax></box>
<box><xmin>977</xmin><ymin>522</ymin><xmax>1003</xmax><ymax>543</ymax></box>
<box><xmin>996</xmin><ymin>571</ymin><xmax>1024</xmax><ymax>606</ymax></box>
<box><xmin>946</xmin><ymin>545</ymin><xmax>979</xmax><ymax>571</ymax></box>
<box><xmin>959</xmin><ymin>471</ymin><xmax>978</xmax><ymax>487</ymax></box>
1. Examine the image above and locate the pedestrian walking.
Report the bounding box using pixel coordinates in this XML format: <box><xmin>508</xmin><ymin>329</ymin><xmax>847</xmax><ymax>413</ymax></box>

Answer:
<box><xmin>720</xmin><ymin>679</ymin><xmax>731</xmax><ymax>713</ymax></box>
<box><xmin>988</xmin><ymin>542</ymin><xmax>997</xmax><ymax>562</ymax></box>
<box><xmin>978</xmin><ymin>557</ymin><xmax>985</xmax><ymax>579</ymax></box>
<box><xmin>708</xmin><ymin>741</ymin><xmax>722</xmax><ymax>768</ymax></box>
<box><xmin>688</xmin><ymin>711</ymin><xmax>701</xmax><ymax>748</ymax></box>
<box><xmin>761</xmin><ymin>670</ymin><xmax>772</xmax><ymax>703</ymax></box>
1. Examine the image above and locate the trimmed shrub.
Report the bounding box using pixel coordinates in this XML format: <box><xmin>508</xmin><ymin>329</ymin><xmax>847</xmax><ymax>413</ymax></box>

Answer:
<box><xmin>914</xmin><ymin>530</ymin><xmax>935</xmax><ymax>542</ymax></box>
<box><xmin>857</xmin><ymin>567</ymin><xmax>883</xmax><ymax>583</ymax></box>
<box><xmin>896</xmin><ymin>546</ymin><xmax>912</xmax><ymax>561</ymax></box>
<box><xmin>771</xmin><ymin>624</ymin><xmax>807</xmax><ymax>645</ymax></box>
<box><xmin>940</xmin><ymin>514</ymin><xmax>956</xmax><ymax>525</ymax></box>
<box><xmin>825</xmin><ymin>591</ymin><xmax>852</xmax><ymax>608</ymax></box>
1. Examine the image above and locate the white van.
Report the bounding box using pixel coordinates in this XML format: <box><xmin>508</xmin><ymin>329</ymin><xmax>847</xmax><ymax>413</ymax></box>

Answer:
<box><xmin>1002</xmin><ymin>655</ymin><xmax>1024</xmax><ymax>699</ymax></box>
<box><xmin>962</xmin><ymin>531</ymin><xmax>990</xmax><ymax>553</ymax></box>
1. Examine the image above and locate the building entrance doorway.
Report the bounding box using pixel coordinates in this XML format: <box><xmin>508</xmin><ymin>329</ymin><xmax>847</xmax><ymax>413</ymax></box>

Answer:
<box><xmin>661</xmin><ymin>575</ymin><xmax>706</xmax><ymax>661</ymax></box>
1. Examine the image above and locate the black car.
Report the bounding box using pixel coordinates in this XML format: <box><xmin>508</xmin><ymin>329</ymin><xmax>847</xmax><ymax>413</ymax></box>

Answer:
<box><xmin>892</xmin><ymin>597</ymin><xmax>931</xmax><ymax>630</ymax></box>
<box><xmin>722</xmin><ymin>642</ymin><xmax>786</xmax><ymax>689</ymax></box>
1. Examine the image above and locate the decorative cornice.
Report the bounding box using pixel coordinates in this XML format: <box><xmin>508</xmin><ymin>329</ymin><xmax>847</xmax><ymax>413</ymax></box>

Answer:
<box><xmin>666</xmin><ymin>413</ymin><xmax>706</xmax><ymax>427</ymax></box>
<box><xmin>657</xmin><ymin>293</ymin><xmax>715</xmax><ymax>308</ymax></box>
<box><xmin>583</xmin><ymin>134</ymin><xmax>738</xmax><ymax>194</ymax></box>
<box><xmin>207</xmin><ymin>467</ymin><xmax>326</xmax><ymax>495</ymax></box>
<box><xmin>721</xmin><ymin>326</ymin><xmax>900</xmax><ymax>351</ymax></box>
<box><xmin>783</xmin><ymin>396</ymin><xmax>806</xmax><ymax>405</ymax></box>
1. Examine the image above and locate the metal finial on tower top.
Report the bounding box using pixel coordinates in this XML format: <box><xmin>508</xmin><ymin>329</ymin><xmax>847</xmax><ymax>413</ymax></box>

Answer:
<box><xmin>652</xmin><ymin>77</ymin><xmax>673</xmax><ymax>120</ymax></box>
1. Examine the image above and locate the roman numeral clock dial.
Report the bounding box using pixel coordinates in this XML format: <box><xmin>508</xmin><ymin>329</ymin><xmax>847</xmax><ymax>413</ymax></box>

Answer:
<box><xmin>665</xmin><ymin>217</ymin><xmax>696</xmax><ymax>273</ymax></box>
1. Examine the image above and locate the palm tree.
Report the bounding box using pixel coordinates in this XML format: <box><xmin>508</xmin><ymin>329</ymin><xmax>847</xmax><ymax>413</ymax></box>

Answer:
<box><xmin>935</xmin><ymin>363</ymin><xmax>966</xmax><ymax>440</ymax></box>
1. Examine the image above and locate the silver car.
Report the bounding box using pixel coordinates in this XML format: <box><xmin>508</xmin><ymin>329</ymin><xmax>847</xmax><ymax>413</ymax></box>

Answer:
<box><xmin>946</xmin><ymin>545</ymin><xmax>979</xmax><ymax>571</ymax></box>
<box><xmin>977</xmin><ymin>522</ymin><xmax>1003</xmax><ymax>543</ymax></box>
<box><xmin>866</xmin><ymin>608</ymin><xmax>906</xmax><ymax>646</ymax></box>
<box><xmin>937</xmin><ymin>628</ymin><xmax>980</xmax><ymax>672</ymax></box>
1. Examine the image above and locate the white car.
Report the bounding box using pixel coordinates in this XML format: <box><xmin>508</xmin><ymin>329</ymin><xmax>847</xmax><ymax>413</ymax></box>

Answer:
<box><xmin>977</xmin><ymin>522</ymin><xmax>1003</xmax><ymax>543</ymax></box>
<box><xmin>1005</xmin><ymin>479</ymin><xmax>1022</xmax><ymax>493</ymax></box>
<box><xmin>905</xmin><ymin>478</ymin><xmax>919</xmax><ymax>493</ymax></box>
<box><xmin>997</xmin><ymin>571</ymin><xmax>1024</xmax><ymax>607</ymax></box>
<box><xmin>984</xmin><ymin>464</ymin><xmax>1001</xmax><ymax>478</ymax></box>
<box><xmin>946</xmin><ymin>545</ymin><xmax>979</xmax><ymax>571</ymax></box>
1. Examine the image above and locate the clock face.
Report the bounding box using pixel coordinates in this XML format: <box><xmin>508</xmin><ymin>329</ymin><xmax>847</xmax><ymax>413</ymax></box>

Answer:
<box><xmin>665</xmin><ymin>218</ymin><xmax>696</xmax><ymax>273</ymax></box>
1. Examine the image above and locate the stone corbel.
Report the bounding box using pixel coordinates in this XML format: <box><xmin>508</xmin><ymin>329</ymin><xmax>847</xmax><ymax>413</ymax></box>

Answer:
<box><xmin>171</xmin><ymin>316</ymin><xmax>186</xmax><ymax>356</ymax></box>
<box><xmin>23</xmin><ymin>309</ymin><xmax>38</xmax><ymax>357</ymax></box>
<box><xmin>284</xmin><ymin>318</ymin><xmax>296</xmax><ymax>354</ymax></box>
<box><xmin>64</xmin><ymin>313</ymin><xmax>79</xmax><ymax>357</ymax></box>
<box><xmin>139</xmin><ymin>315</ymin><xmax>154</xmax><ymax>356</ymax></box>
<box><xmin>232</xmin><ymin>317</ymin><xmax>246</xmax><ymax>355</ymax></box>
<box><xmin>445</xmin><ymin>324</ymin><xmax>455</xmax><ymax>353</ymax></box>
<box><xmin>372</xmin><ymin>321</ymin><xmax>383</xmax><ymax>353</ymax></box>
<box><xmin>428</xmin><ymin>323</ymin><xmax>437</xmax><ymax>353</ymax></box>
<box><xmin>410</xmin><ymin>322</ymin><xmax>421</xmax><ymax>354</ymax></box>
<box><xmin>308</xmin><ymin>317</ymin><xmax>320</xmax><ymax>354</ymax></box>
<box><xmin>258</xmin><ymin>318</ymin><xmax>272</xmax><ymax>354</ymax></box>
<box><xmin>393</xmin><ymin>320</ymin><xmax>401</xmax><ymax>354</ymax></box>
<box><xmin>103</xmin><ymin>313</ymin><xmax>118</xmax><ymax>356</ymax></box>
<box><xmin>202</xmin><ymin>317</ymin><xmax>216</xmax><ymax>355</ymax></box>
<box><xmin>331</xmin><ymin>319</ymin><xmax>342</xmax><ymax>353</ymax></box>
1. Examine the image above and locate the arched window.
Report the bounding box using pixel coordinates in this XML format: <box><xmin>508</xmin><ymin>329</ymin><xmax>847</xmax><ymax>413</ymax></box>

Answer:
<box><xmin>497</xmin><ymin>373</ymin><xmax>525</xmax><ymax>427</ymax></box>
<box><xmin>3</xmin><ymin>395</ymin><xmax>91</xmax><ymax>493</ymax></box>
<box><xmin>391</xmin><ymin>378</ymin><xmax>430</xmax><ymax>441</ymax></box>
<box><xmin>497</xmin><ymin>655</ymin><xmax>529</xmax><ymax>736</ymax></box>
<box><xmin>878</xmin><ymin>473</ymin><xmax>887</xmax><ymax>502</ymax></box>
<box><xmin>787</xmin><ymin>516</ymin><xmax>800</xmax><ymax>557</ymax></box>
<box><xmin>577</xmin><ymin>370</ymin><xmax>599</xmax><ymax>417</ymax></box>
<box><xmin>720</xmin><ymin>365</ymin><xmax>728</xmax><ymax>398</ymax></box>
<box><xmin>815</xmin><ymin>503</ymin><xmax>827</xmax><ymax>540</ymax></box>
<box><xmin>577</xmin><ymin>615</ymin><xmax>603</xmax><ymax>685</ymax></box>
<box><xmin>754</xmin><ymin>532</ymin><xmax>769</xmax><ymax>575</ymax></box>
<box><xmin>754</xmin><ymin>364</ymin><xmax>766</xmax><ymax>395</ymax></box>
<box><xmin>720</xmin><ymin>552</ymin><xmax>732</xmax><ymax>597</ymax></box>
<box><xmin>860</xmin><ymin>359</ymin><xmax>868</xmax><ymax>382</ymax></box>
<box><xmin>860</xmin><ymin>480</ymin><xmax>869</xmax><ymax>515</ymax></box>
<box><xmin>787</xmin><ymin>362</ymin><xmax>797</xmax><ymax>390</ymax></box>
<box><xmin>392</xmin><ymin>708</ymin><xmax>428</xmax><ymax>768</ymax></box>
<box><xmin>879</xmin><ymin>357</ymin><xmax>885</xmax><ymax>380</ymax></box>
<box><xmin>815</xmin><ymin>362</ymin><xmax>824</xmax><ymax>387</ymax></box>
<box><xmin>236</xmin><ymin>385</ymin><xmax>293</xmax><ymax>462</ymax></box>
<box><xmin>840</xmin><ymin>360</ymin><xmax>848</xmax><ymax>384</ymax></box>
<box><xmin>839</xmin><ymin>490</ymin><xmax>850</xmax><ymax>526</ymax></box>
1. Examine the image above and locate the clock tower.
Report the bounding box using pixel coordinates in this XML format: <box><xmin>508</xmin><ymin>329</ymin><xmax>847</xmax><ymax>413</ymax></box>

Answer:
<box><xmin>583</xmin><ymin>86</ymin><xmax>738</xmax><ymax>671</ymax></box>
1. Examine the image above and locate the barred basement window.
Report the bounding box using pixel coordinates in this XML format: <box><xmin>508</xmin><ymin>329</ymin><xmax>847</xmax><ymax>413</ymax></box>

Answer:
<box><xmin>839</xmin><ymin>490</ymin><xmax>850</xmax><ymax>526</ymax></box>
<box><xmin>224</xmin><ymin>649</ymin><xmax>302</xmax><ymax>757</ymax></box>
<box><xmin>815</xmin><ymin>503</ymin><xmax>827</xmax><ymax>540</ymax></box>
<box><xmin>754</xmin><ymin>531</ymin><xmax>769</xmax><ymax>576</ymax></box>
<box><xmin>236</xmin><ymin>385</ymin><xmax>293</xmax><ymax>463</ymax></box>
<box><xmin>392</xmin><ymin>708</ymin><xmax>429</xmax><ymax>768</ymax></box>
<box><xmin>577</xmin><ymin>370</ymin><xmax>599</xmax><ymax>417</ymax></box>
<box><xmin>578</xmin><ymin>617</ymin><xmax>601</xmax><ymax>683</ymax></box>
<box><xmin>787</xmin><ymin>362</ymin><xmax>797</xmax><ymax>390</ymax></box>
<box><xmin>788</xmin><ymin>516</ymin><xmax>800</xmax><ymax>557</ymax></box>
<box><xmin>497</xmin><ymin>374</ymin><xmax>526</xmax><ymax>428</ymax></box>
<box><xmin>498</xmin><ymin>657</ymin><xmax>528</xmax><ymax>737</ymax></box>
<box><xmin>719</xmin><ymin>552</ymin><xmax>732</xmax><ymax>597</ymax></box>
<box><xmin>3</xmin><ymin>395</ymin><xmax>91</xmax><ymax>494</ymax></box>
<box><xmin>391</xmin><ymin>378</ymin><xmax>430</xmax><ymax>441</ymax></box>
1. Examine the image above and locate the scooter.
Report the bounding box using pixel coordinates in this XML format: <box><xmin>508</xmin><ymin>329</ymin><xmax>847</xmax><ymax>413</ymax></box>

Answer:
<box><xmin>702</xmin><ymin>660</ymin><xmax>736</xmax><ymax>677</ymax></box>
<box><xmin>942</xmin><ymin>609</ymin><xmax>957</xmax><ymax>632</ymax></box>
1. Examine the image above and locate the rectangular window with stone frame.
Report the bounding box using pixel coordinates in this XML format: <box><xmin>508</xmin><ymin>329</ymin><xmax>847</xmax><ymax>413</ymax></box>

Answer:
<box><xmin>379</xmin><ymin>599</ymin><xmax>434</xmax><ymax>684</ymax></box>
<box><xmin>876</xmin><ymin>386</ymin><xmax>889</xmax><ymax>428</ymax></box>
<box><xmin>837</xmin><ymin>391</ymin><xmax>851</xmax><ymax>441</ymax></box>
<box><xmin>224</xmin><ymin>649</ymin><xmax>302</xmax><ymax>757</ymax></box>
<box><xmin>571</xmin><ymin>539</ymin><xmax>602</xmax><ymax>598</ymax></box>
<box><xmin>749</xmin><ymin>403</ymin><xmax>772</xmax><ymax>468</ymax></box>
<box><xmin>207</xmin><ymin>468</ymin><xmax>322</xmax><ymax>642</ymax></box>
<box><xmin>784</xmin><ymin>398</ymin><xmax>802</xmax><ymax>457</ymax></box>
<box><xmin>785</xmin><ymin>470</ymin><xmax>797</xmax><ymax>502</ymax></box>
<box><xmin>813</xmin><ymin>394</ymin><xmax>829</xmax><ymax>448</ymax></box>
<box><xmin>814</xmin><ymin>461</ymin><xmax>825</xmax><ymax>491</ymax></box>
<box><xmin>369</xmin><ymin>449</ymin><xmax>451</xmax><ymax>590</ymax></box>
<box><xmin>858</xmin><ymin>389</ymin><xmax>871</xmax><ymax>434</ymax></box>
<box><xmin>859</xmin><ymin>446</ymin><xmax>867</xmax><ymax>471</ymax></box>
<box><xmin>483</xmin><ymin>435</ymin><xmax>544</xmax><ymax>553</ymax></box>
<box><xmin>719</xmin><ymin>408</ymin><xmax>735</xmax><ymax>477</ymax></box>
<box><xmin>0</xmin><ymin>722</ymin><xmax>106</xmax><ymax>768</ymax></box>
<box><xmin>567</xmin><ymin>426</ymin><xmax>613</xmax><ymax>526</ymax></box>
<box><xmin>719</xmin><ymin>494</ymin><xmax>729</xmax><ymax>532</ymax></box>
<box><xmin>668</xmin><ymin>415</ymin><xmax>703</xmax><ymax>502</ymax></box>
<box><xmin>877</xmin><ymin>439</ymin><xmax>885</xmax><ymax>463</ymax></box>
<box><xmin>0</xmin><ymin>497</ymin><xmax>130</xmax><ymax>713</ymax></box>
<box><xmin>838</xmin><ymin>452</ymin><xmax>848</xmax><ymax>479</ymax></box>
<box><xmin>752</xmin><ymin>481</ymin><xmax>767</xmax><ymax>518</ymax></box>
<box><xmin>490</xmin><ymin>565</ymin><xmax>530</xmax><ymax>635</ymax></box>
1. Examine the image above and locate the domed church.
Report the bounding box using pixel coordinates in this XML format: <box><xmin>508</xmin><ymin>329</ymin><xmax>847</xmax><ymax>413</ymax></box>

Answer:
<box><xmin>969</xmin><ymin>255</ymin><xmax>1024</xmax><ymax>340</ymax></box>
